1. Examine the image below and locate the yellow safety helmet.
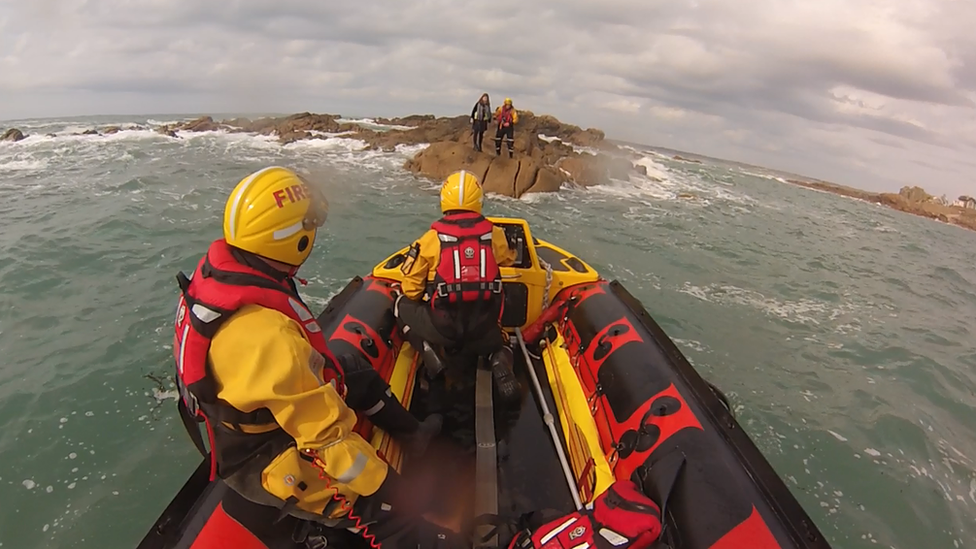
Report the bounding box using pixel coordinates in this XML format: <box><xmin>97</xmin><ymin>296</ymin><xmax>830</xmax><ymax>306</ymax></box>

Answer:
<box><xmin>504</xmin><ymin>97</ymin><xmax>513</xmax><ymax>105</ymax></box>
<box><xmin>223</xmin><ymin>166</ymin><xmax>329</xmax><ymax>267</ymax></box>
<box><xmin>440</xmin><ymin>170</ymin><xmax>484</xmax><ymax>214</ymax></box>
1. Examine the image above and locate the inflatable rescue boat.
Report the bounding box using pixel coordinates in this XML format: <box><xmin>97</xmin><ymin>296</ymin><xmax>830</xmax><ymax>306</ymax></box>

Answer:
<box><xmin>137</xmin><ymin>217</ymin><xmax>833</xmax><ymax>549</ymax></box>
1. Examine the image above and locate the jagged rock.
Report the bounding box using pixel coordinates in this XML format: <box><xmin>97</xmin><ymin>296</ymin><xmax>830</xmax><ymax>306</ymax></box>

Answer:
<box><xmin>404</xmin><ymin>141</ymin><xmax>490</xmax><ymax>182</ymax></box>
<box><xmin>81</xmin><ymin>129</ymin><xmax>99</xmax><ymax>135</ymax></box>
<box><xmin>482</xmin><ymin>156</ymin><xmax>522</xmax><ymax>197</ymax></box>
<box><xmin>376</xmin><ymin>115</ymin><xmax>435</xmax><ymax>126</ymax></box>
<box><xmin>898</xmin><ymin>185</ymin><xmax>932</xmax><ymax>203</ymax></box>
<box><xmin>171</xmin><ymin>110</ymin><xmax>615</xmax><ymax>156</ymax></box>
<box><xmin>103</xmin><ymin>126</ymin><xmax>122</xmax><ymax>135</ymax></box>
<box><xmin>234</xmin><ymin>112</ymin><xmax>343</xmax><ymax>136</ymax></box>
<box><xmin>524</xmin><ymin>113</ymin><xmax>604</xmax><ymax>147</ymax></box>
<box><xmin>223</xmin><ymin>118</ymin><xmax>253</xmax><ymax>132</ymax></box>
<box><xmin>336</xmin><ymin>123</ymin><xmax>362</xmax><ymax>133</ymax></box>
<box><xmin>279</xmin><ymin>130</ymin><xmax>311</xmax><ymax>144</ymax></box>
<box><xmin>403</xmin><ymin>141</ymin><xmax>567</xmax><ymax>198</ymax></box>
<box><xmin>164</xmin><ymin>109</ymin><xmax>645</xmax><ymax>196</ymax></box>
<box><xmin>156</xmin><ymin>126</ymin><xmax>179</xmax><ymax>138</ymax></box>
<box><xmin>178</xmin><ymin>116</ymin><xmax>220</xmax><ymax>132</ymax></box>
<box><xmin>2</xmin><ymin>128</ymin><xmax>26</xmax><ymax>141</ymax></box>
<box><xmin>529</xmin><ymin>167</ymin><xmax>565</xmax><ymax>194</ymax></box>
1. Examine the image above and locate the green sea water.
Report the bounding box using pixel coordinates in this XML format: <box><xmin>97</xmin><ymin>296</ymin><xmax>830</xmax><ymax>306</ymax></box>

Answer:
<box><xmin>0</xmin><ymin>115</ymin><xmax>974</xmax><ymax>549</ymax></box>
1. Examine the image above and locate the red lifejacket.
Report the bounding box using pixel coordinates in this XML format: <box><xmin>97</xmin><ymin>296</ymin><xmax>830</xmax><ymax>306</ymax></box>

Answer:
<box><xmin>428</xmin><ymin>211</ymin><xmax>503</xmax><ymax>306</ymax></box>
<box><xmin>173</xmin><ymin>238</ymin><xmax>345</xmax><ymax>480</ymax></box>
<box><xmin>498</xmin><ymin>107</ymin><xmax>515</xmax><ymax>128</ymax></box>
<box><xmin>514</xmin><ymin>480</ymin><xmax>662</xmax><ymax>549</ymax></box>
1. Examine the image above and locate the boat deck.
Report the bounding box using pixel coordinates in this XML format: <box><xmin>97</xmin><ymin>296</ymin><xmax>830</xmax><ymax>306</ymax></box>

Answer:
<box><xmin>402</xmin><ymin>348</ymin><xmax>576</xmax><ymax>537</ymax></box>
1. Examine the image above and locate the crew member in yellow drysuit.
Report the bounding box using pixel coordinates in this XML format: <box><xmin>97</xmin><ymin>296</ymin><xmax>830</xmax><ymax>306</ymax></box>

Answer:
<box><xmin>493</xmin><ymin>98</ymin><xmax>519</xmax><ymax>157</ymax></box>
<box><xmin>393</xmin><ymin>170</ymin><xmax>522</xmax><ymax>402</ymax></box>
<box><xmin>173</xmin><ymin>166</ymin><xmax>442</xmax><ymax>546</ymax></box>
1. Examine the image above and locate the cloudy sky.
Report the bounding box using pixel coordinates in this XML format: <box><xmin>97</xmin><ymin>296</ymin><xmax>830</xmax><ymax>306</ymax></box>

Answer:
<box><xmin>1</xmin><ymin>0</ymin><xmax>974</xmax><ymax>195</ymax></box>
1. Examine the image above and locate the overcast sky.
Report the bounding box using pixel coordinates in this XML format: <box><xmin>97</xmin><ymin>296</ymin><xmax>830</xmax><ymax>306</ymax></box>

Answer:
<box><xmin>1</xmin><ymin>0</ymin><xmax>974</xmax><ymax>196</ymax></box>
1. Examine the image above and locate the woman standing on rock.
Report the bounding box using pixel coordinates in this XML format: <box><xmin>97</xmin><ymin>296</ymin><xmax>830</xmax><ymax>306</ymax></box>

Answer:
<box><xmin>470</xmin><ymin>93</ymin><xmax>492</xmax><ymax>152</ymax></box>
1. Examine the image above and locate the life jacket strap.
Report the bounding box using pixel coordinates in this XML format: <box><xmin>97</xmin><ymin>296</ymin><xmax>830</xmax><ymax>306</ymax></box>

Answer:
<box><xmin>435</xmin><ymin>280</ymin><xmax>503</xmax><ymax>299</ymax></box>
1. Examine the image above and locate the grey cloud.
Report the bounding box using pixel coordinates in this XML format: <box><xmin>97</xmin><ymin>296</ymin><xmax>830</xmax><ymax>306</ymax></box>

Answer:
<box><xmin>1</xmin><ymin>0</ymin><xmax>974</xmax><ymax>194</ymax></box>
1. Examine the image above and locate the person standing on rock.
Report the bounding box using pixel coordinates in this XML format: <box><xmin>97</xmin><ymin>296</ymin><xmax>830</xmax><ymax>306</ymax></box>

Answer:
<box><xmin>393</xmin><ymin>169</ymin><xmax>522</xmax><ymax>404</ymax></box>
<box><xmin>493</xmin><ymin>98</ymin><xmax>519</xmax><ymax>158</ymax></box>
<box><xmin>470</xmin><ymin>93</ymin><xmax>492</xmax><ymax>152</ymax></box>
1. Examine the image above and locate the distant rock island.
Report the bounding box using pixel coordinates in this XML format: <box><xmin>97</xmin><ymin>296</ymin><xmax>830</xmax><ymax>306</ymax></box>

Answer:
<box><xmin>782</xmin><ymin>179</ymin><xmax>976</xmax><ymax>232</ymax></box>
<box><xmin>3</xmin><ymin>112</ymin><xmax>974</xmax><ymax>232</ymax></box>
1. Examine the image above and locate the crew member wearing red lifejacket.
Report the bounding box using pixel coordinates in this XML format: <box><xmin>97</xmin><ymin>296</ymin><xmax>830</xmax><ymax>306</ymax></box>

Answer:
<box><xmin>494</xmin><ymin>98</ymin><xmax>519</xmax><ymax>158</ymax></box>
<box><xmin>394</xmin><ymin>169</ymin><xmax>521</xmax><ymax>402</ymax></box>
<box><xmin>172</xmin><ymin>166</ymin><xmax>442</xmax><ymax>544</ymax></box>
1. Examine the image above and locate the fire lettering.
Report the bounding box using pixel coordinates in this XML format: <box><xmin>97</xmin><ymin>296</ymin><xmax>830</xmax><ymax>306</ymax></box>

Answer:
<box><xmin>273</xmin><ymin>184</ymin><xmax>311</xmax><ymax>208</ymax></box>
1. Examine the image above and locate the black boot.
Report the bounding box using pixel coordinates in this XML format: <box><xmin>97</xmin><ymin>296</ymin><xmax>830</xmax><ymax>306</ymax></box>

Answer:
<box><xmin>489</xmin><ymin>346</ymin><xmax>521</xmax><ymax>403</ymax></box>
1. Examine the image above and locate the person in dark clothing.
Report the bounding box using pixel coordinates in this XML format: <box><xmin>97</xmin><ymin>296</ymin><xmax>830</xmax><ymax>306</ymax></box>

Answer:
<box><xmin>493</xmin><ymin>98</ymin><xmax>519</xmax><ymax>158</ymax></box>
<box><xmin>470</xmin><ymin>93</ymin><xmax>492</xmax><ymax>152</ymax></box>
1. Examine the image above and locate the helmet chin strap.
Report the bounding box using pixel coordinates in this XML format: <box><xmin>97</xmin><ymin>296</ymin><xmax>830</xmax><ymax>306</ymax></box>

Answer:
<box><xmin>287</xmin><ymin>265</ymin><xmax>309</xmax><ymax>285</ymax></box>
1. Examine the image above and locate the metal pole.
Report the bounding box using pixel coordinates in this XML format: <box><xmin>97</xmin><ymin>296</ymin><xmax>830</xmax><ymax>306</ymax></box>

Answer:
<box><xmin>514</xmin><ymin>327</ymin><xmax>584</xmax><ymax>510</ymax></box>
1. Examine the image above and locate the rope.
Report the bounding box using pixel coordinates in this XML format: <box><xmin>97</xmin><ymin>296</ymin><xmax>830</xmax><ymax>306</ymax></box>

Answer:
<box><xmin>539</xmin><ymin>257</ymin><xmax>553</xmax><ymax>311</ymax></box>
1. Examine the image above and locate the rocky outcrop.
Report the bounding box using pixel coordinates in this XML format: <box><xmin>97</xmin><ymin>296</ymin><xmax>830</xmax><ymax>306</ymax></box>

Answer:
<box><xmin>141</xmin><ymin>110</ymin><xmax>647</xmax><ymax>198</ymax></box>
<box><xmin>404</xmin><ymin>142</ymin><xmax>565</xmax><ymax>198</ymax></box>
<box><xmin>2</xmin><ymin>128</ymin><xmax>26</xmax><ymax>142</ymax></box>
<box><xmin>156</xmin><ymin>127</ymin><xmax>180</xmax><ymax>139</ymax></box>
<box><xmin>179</xmin><ymin>116</ymin><xmax>221</xmax><ymax>133</ymax></box>
<box><xmin>786</xmin><ymin>178</ymin><xmax>976</xmax><ymax>233</ymax></box>
<box><xmin>896</xmin><ymin>185</ymin><xmax>933</xmax><ymax>204</ymax></box>
<box><xmin>384</xmin><ymin>111</ymin><xmax>644</xmax><ymax>197</ymax></box>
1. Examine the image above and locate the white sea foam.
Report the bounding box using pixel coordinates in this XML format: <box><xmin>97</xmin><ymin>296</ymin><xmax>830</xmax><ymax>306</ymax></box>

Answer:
<box><xmin>0</xmin><ymin>157</ymin><xmax>48</xmax><ymax>173</ymax></box>
<box><xmin>578</xmin><ymin>152</ymin><xmax>760</xmax><ymax>212</ymax></box>
<box><xmin>634</xmin><ymin>156</ymin><xmax>672</xmax><ymax>181</ymax></box>
<box><xmin>335</xmin><ymin>117</ymin><xmax>414</xmax><ymax>131</ymax></box>
<box><xmin>676</xmin><ymin>282</ymin><xmax>861</xmax><ymax>326</ymax></box>
<box><xmin>537</xmin><ymin>134</ymin><xmax>601</xmax><ymax>156</ymax></box>
<box><xmin>284</xmin><ymin>136</ymin><xmax>368</xmax><ymax>152</ymax></box>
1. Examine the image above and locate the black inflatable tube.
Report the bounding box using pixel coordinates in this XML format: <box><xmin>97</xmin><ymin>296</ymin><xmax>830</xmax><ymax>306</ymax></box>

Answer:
<box><xmin>607</xmin><ymin>279</ymin><xmax>830</xmax><ymax>548</ymax></box>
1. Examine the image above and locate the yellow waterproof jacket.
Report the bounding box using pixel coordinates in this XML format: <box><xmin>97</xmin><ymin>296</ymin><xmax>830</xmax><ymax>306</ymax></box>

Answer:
<box><xmin>208</xmin><ymin>304</ymin><xmax>389</xmax><ymax>500</ymax></box>
<box><xmin>494</xmin><ymin>106</ymin><xmax>519</xmax><ymax>126</ymax></box>
<box><xmin>400</xmin><ymin>225</ymin><xmax>517</xmax><ymax>300</ymax></box>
